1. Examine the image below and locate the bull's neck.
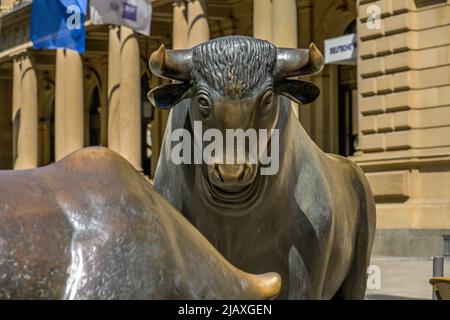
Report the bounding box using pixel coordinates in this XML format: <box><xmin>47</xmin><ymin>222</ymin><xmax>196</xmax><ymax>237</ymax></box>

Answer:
<box><xmin>189</xmin><ymin>101</ymin><xmax>300</xmax><ymax>264</ymax></box>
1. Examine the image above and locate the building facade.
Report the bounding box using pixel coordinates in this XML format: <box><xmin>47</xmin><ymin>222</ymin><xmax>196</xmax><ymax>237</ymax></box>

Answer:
<box><xmin>0</xmin><ymin>0</ymin><xmax>449</xmax><ymax>257</ymax></box>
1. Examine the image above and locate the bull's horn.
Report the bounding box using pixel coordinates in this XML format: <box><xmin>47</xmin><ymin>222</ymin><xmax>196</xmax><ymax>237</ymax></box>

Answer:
<box><xmin>275</xmin><ymin>43</ymin><xmax>324</xmax><ymax>79</ymax></box>
<box><xmin>149</xmin><ymin>44</ymin><xmax>192</xmax><ymax>81</ymax></box>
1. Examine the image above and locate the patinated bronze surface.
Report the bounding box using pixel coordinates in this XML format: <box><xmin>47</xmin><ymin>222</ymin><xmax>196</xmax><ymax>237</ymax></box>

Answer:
<box><xmin>150</xmin><ymin>36</ymin><xmax>377</xmax><ymax>299</ymax></box>
<box><xmin>0</xmin><ymin>147</ymin><xmax>281</xmax><ymax>299</ymax></box>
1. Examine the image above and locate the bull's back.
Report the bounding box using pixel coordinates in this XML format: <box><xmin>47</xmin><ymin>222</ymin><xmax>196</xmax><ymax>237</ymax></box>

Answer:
<box><xmin>0</xmin><ymin>148</ymin><xmax>282</xmax><ymax>299</ymax></box>
<box><xmin>0</xmin><ymin>147</ymin><xmax>138</xmax><ymax>299</ymax></box>
<box><xmin>0</xmin><ymin>170</ymin><xmax>72</xmax><ymax>299</ymax></box>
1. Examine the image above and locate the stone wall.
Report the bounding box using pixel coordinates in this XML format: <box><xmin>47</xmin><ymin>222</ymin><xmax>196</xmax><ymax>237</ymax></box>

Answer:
<box><xmin>354</xmin><ymin>0</ymin><xmax>450</xmax><ymax>256</ymax></box>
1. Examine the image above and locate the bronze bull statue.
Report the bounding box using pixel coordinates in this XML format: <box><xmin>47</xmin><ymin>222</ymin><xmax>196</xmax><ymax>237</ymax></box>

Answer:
<box><xmin>149</xmin><ymin>36</ymin><xmax>376</xmax><ymax>299</ymax></box>
<box><xmin>0</xmin><ymin>147</ymin><xmax>281</xmax><ymax>299</ymax></box>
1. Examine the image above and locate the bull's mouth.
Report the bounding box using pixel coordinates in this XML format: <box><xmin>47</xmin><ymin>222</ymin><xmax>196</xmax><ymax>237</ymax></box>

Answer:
<box><xmin>201</xmin><ymin>165</ymin><xmax>266</xmax><ymax>216</ymax></box>
<box><xmin>208</xmin><ymin>163</ymin><xmax>256</xmax><ymax>193</ymax></box>
<box><xmin>208</xmin><ymin>176</ymin><xmax>256</xmax><ymax>200</ymax></box>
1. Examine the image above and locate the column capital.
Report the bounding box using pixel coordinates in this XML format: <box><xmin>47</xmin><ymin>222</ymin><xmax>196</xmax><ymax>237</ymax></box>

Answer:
<box><xmin>173</xmin><ymin>0</ymin><xmax>187</xmax><ymax>7</ymax></box>
<box><xmin>9</xmin><ymin>48</ymin><xmax>32</xmax><ymax>62</ymax></box>
<box><xmin>108</xmin><ymin>25</ymin><xmax>120</xmax><ymax>31</ymax></box>
<box><xmin>11</xmin><ymin>52</ymin><xmax>37</xmax><ymax>76</ymax></box>
<box><xmin>186</xmin><ymin>0</ymin><xmax>208</xmax><ymax>7</ymax></box>
<box><xmin>120</xmin><ymin>26</ymin><xmax>139</xmax><ymax>44</ymax></box>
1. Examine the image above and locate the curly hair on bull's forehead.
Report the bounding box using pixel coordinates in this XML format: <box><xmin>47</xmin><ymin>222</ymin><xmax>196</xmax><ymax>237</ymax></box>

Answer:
<box><xmin>191</xmin><ymin>36</ymin><xmax>277</xmax><ymax>98</ymax></box>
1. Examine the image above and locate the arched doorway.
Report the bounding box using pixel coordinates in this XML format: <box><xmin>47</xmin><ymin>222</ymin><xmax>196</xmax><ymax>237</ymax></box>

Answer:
<box><xmin>299</xmin><ymin>0</ymin><xmax>357</xmax><ymax>154</ymax></box>
<box><xmin>48</xmin><ymin>100</ymin><xmax>55</xmax><ymax>163</ymax></box>
<box><xmin>38</xmin><ymin>99</ymin><xmax>55</xmax><ymax>166</ymax></box>
<box><xmin>337</xmin><ymin>20</ymin><xmax>357</xmax><ymax>157</ymax></box>
<box><xmin>87</xmin><ymin>87</ymin><xmax>101</xmax><ymax>146</ymax></box>
<box><xmin>141</xmin><ymin>73</ymin><xmax>153</xmax><ymax>177</ymax></box>
<box><xmin>38</xmin><ymin>74</ymin><xmax>56</xmax><ymax>166</ymax></box>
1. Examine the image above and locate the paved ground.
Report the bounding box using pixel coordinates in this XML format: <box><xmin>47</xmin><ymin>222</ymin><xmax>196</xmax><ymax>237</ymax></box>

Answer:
<box><xmin>365</xmin><ymin>256</ymin><xmax>450</xmax><ymax>300</ymax></box>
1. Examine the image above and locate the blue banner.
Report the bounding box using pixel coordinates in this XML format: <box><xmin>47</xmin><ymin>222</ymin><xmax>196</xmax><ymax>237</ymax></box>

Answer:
<box><xmin>30</xmin><ymin>0</ymin><xmax>87</xmax><ymax>53</ymax></box>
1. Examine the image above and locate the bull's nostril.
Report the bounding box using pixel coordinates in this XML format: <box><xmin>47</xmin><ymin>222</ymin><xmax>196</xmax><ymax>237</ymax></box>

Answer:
<box><xmin>238</xmin><ymin>167</ymin><xmax>245</xmax><ymax>180</ymax></box>
<box><xmin>216</xmin><ymin>164</ymin><xmax>246</xmax><ymax>183</ymax></box>
<box><xmin>211</xmin><ymin>163</ymin><xmax>223</xmax><ymax>182</ymax></box>
<box><xmin>244</xmin><ymin>163</ymin><xmax>252</xmax><ymax>176</ymax></box>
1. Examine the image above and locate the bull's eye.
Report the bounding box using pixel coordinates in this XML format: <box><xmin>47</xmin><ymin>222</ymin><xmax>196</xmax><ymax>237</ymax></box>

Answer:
<box><xmin>198</xmin><ymin>96</ymin><xmax>210</xmax><ymax>107</ymax></box>
<box><xmin>261</xmin><ymin>90</ymin><xmax>273</xmax><ymax>110</ymax></box>
<box><xmin>197</xmin><ymin>94</ymin><xmax>211</xmax><ymax>116</ymax></box>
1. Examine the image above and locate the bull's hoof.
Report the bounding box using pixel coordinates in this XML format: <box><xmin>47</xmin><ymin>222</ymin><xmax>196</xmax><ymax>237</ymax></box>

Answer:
<box><xmin>244</xmin><ymin>272</ymin><xmax>282</xmax><ymax>300</ymax></box>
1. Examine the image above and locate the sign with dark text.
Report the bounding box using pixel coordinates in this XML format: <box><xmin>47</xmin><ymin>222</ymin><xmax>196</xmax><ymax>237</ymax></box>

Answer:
<box><xmin>324</xmin><ymin>33</ymin><xmax>357</xmax><ymax>65</ymax></box>
<box><xmin>90</xmin><ymin>0</ymin><xmax>152</xmax><ymax>36</ymax></box>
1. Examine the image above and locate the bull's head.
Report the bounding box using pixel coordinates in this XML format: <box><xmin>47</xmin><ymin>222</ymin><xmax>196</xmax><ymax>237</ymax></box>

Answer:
<box><xmin>148</xmin><ymin>36</ymin><xmax>323</xmax><ymax>201</ymax></box>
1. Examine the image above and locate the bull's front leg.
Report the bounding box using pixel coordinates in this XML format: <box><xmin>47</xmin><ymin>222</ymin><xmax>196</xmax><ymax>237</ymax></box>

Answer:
<box><xmin>287</xmin><ymin>244</ymin><xmax>332</xmax><ymax>299</ymax></box>
<box><xmin>289</xmin><ymin>199</ymin><xmax>334</xmax><ymax>299</ymax></box>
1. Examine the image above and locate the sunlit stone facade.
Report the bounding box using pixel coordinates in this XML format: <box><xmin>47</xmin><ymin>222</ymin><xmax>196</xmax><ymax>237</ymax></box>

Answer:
<box><xmin>0</xmin><ymin>0</ymin><xmax>449</xmax><ymax>256</ymax></box>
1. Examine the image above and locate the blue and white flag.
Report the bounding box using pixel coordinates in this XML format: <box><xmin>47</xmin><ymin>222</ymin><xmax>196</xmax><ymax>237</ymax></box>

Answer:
<box><xmin>90</xmin><ymin>0</ymin><xmax>152</xmax><ymax>36</ymax></box>
<box><xmin>30</xmin><ymin>0</ymin><xmax>87</xmax><ymax>53</ymax></box>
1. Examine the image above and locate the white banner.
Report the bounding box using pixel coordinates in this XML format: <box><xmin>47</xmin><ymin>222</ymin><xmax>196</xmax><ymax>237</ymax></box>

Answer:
<box><xmin>324</xmin><ymin>33</ymin><xmax>357</xmax><ymax>65</ymax></box>
<box><xmin>90</xmin><ymin>0</ymin><xmax>152</xmax><ymax>36</ymax></box>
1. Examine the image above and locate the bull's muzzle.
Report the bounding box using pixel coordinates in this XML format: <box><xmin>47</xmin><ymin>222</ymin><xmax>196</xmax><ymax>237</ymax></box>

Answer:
<box><xmin>208</xmin><ymin>163</ymin><xmax>256</xmax><ymax>193</ymax></box>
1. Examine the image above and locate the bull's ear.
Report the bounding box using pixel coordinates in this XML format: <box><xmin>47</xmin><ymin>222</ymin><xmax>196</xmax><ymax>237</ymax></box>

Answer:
<box><xmin>147</xmin><ymin>82</ymin><xmax>190</xmax><ymax>110</ymax></box>
<box><xmin>277</xmin><ymin>79</ymin><xmax>320</xmax><ymax>105</ymax></box>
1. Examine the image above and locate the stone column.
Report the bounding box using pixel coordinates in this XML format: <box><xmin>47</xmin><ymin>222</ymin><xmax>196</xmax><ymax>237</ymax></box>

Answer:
<box><xmin>107</xmin><ymin>26</ymin><xmax>121</xmax><ymax>153</ymax></box>
<box><xmin>12</xmin><ymin>54</ymin><xmax>38</xmax><ymax>169</ymax></box>
<box><xmin>297</xmin><ymin>0</ymin><xmax>314</xmax><ymax>135</ymax></box>
<box><xmin>55</xmin><ymin>49</ymin><xmax>84</xmax><ymax>160</ymax></box>
<box><xmin>272</xmin><ymin>0</ymin><xmax>298</xmax><ymax>47</ymax></box>
<box><xmin>119</xmin><ymin>26</ymin><xmax>142</xmax><ymax>171</ymax></box>
<box><xmin>272</xmin><ymin>0</ymin><xmax>299</xmax><ymax>117</ymax></box>
<box><xmin>12</xmin><ymin>56</ymin><xmax>21</xmax><ymax>164</ymax></box>
<box><xmin>253</xmin><ymin>0</ymin><xmax>272</xmax><ymax>41</ymax></box>
<box><xmin>173</xmin><ymin>0</ymin><xmax>189</xmax><ymax>49</ymax></box>
<box><xmin>187</xmin><ymin>0</ymin><xmax>210</xmax><ymax>47</ymax></box>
